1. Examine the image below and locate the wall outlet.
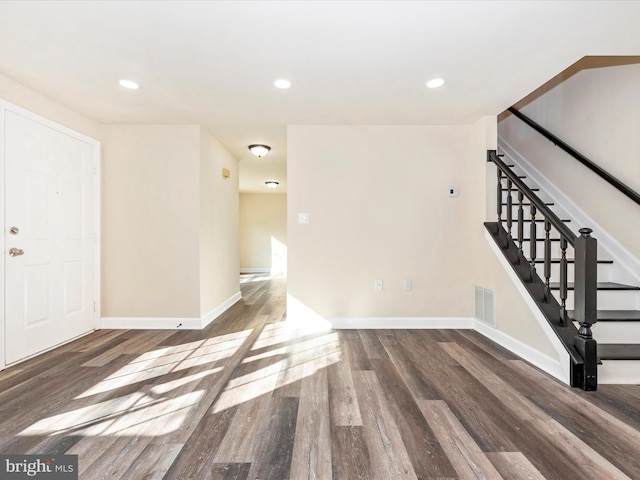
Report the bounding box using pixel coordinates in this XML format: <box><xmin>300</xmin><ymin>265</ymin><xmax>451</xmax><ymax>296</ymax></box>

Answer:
<box><xmin>448</xmin><ymin>186</ymin><xmax>460</xmax><ymax>197</ymax></box>
<box><xmin>403</xmin><ymin>279</ymin><xmax>412</xmax><ymax>291</ymax></box>
<box><xmin>374</xmin><ymin>279</ymin><xmax>383</xmax><ymax>291</ymax></box>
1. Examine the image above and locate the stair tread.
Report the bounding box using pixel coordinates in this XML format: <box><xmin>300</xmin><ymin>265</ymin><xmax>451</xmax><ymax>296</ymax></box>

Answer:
<box><xmin>569</xmin><ymin>310</ymin><xmax>640</xmax><ymax>321</ymax></box>
<box><xmin>599</xmin><ymin>344</ymin><xmax>640</xmax><ymax>360</ymax></box>
<box><xmin>549</xmin><ymin>282</ymin><xmax>640</xmax><ymax>291</ymax></box>
<box><xmin>534</xmin><ymin>258</ymin><xmax>613</xmax><ymax>264</ymax></box>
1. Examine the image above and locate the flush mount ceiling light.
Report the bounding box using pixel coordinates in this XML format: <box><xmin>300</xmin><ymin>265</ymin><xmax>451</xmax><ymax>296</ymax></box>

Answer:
<box><xmin>118</xmin><ymin>79</ymin><xmax>140</xmax><ymax>90</ymax></box>
<box><xmin>426</xmin><ymin>78</ymin><xmax>445</xmax><ymax>89</ymax></box>
<box><xmin>248</xmin><ymin>144</ymin><xmax>271</xmax><ymax>158</ymax></box>
<box><xmin>265</xmin><ymin>181</ymin><xmax>279</xmax><ymax>189</ymax></box>
<box><xmin>274</xmin><ymin>79</ymin><xmax>292</xmax><ymax>89</ymax></box>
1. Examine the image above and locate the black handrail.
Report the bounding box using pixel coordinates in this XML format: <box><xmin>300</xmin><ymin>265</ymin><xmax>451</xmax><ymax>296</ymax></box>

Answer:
<box><xmin>507</xmin><ymin>107</ymin><xmax>640</xmax><ymax>206</ymax></box>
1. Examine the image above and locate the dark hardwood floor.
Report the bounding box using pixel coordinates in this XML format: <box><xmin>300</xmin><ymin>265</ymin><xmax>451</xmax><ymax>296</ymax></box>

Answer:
<box><xmin>1</xmin><ymin>274</ymin><xmax>639</xmax><ymax>479</ymax></box>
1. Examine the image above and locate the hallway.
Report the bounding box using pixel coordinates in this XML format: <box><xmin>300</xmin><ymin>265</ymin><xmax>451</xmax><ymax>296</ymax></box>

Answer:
<box><xmin>0</xmin><ymin>275</ymin><xmax>639</xmax><ymax>479</ymax></box>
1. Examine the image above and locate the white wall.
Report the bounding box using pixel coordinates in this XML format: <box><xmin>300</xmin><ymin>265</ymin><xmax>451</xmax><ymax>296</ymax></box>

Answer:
<box><xmin>0</xmin><ymin>73</ymin><xmax>100</xmax><ymax>139</ymax></box>
<box><xmin>287</xmin><ymin>125</ymin><xmax>472</xmax><ymax>318</ymax></box>
<box><xmin>239</xmin><ymin>193</ymin><xmax>287</xmax><ymax>272</ymax></box>
<box><xmin>199</xmin><ymin>127</ymin><xmax>240</xmax><ymax>315</ymax></box>
<box><xmin>101</xmin><ymin>125</ymin><xmax>240</xmax><ymax>323</ymax></box>
<box><xmin>101</xmin><ymin>125</ymin><xmax>202</xmax><ymax>318</ymax></box>
<box><xmin>500</xmin><ymin>61</ymin><xmax>640</xmax><ymax>260</ymax></box>
<box><xmin>287</xmin><ymin>121</ymin><xmax>558</xmax><ymax>359</ymax></box>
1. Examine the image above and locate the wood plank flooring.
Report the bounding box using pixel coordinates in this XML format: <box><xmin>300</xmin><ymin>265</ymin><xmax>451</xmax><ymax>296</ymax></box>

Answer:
<box><xmin>1</xmin><ymin>274</ymin><xmax>640</xmax><ymax>479</ymax></box>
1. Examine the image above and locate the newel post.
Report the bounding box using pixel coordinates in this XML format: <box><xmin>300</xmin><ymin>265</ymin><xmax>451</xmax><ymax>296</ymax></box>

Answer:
<box><xmin>574</xmin><ymin>227</ymin><xmax>598</xmax><ymax>390</ymax></box>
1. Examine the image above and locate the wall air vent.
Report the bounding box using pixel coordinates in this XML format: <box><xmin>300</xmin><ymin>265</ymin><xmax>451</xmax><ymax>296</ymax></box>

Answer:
<box><xmin>474</xmin><ymin>286</ymin><xmax>496</xmax><ymax>327</ymax></box>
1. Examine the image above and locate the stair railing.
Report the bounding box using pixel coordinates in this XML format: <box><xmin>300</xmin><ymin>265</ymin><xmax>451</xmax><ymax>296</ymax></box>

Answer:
<box><xmin>488</xmin><ymin>150</ymin><xmax>598</xmax><ymax>390</ymax></box>
<box><xmin>507</xmin><ymin>107</ymin><xmax>640</xmax><ymax>206</ymax></box>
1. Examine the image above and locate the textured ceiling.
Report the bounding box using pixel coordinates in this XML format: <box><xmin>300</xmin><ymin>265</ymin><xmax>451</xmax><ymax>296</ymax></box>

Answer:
<box><xmin>1</xmin><ymin>1</ymin><xmax>639</xmax><ymax>192</ymax></box>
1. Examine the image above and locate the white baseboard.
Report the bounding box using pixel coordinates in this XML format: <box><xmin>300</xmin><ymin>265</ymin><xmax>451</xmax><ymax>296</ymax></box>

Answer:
<box><xmin>101</xmin><ymin>291</ymin><xmax>242</xmax><ymax>330</ymax></box>
<box><xmin>240</xmin><ymin>268</ymin><xmax>271</xmax><ymax>274</ymax></box>
<box><xmin>306</xmin><ymin>312</ymin><xmax>567</xmax><ymax>384</ymax></box>
<box><xmin>472</xmin><ymin>319</ymin><xmax>566</xmax><ymax>383</ymax></box>
<box><xmin>201</xmin><ymin>291</ymin><xmax>242</xmax><ymax>328</ymax></box>
<box><xmin>327</xmin><ymin>317</ymin><xmax>475</xmax><ymax>329</ymax></box>
<box><xmin>100</xmin><ymin>316</ymin><xmax>202</xmax><ymax>329</ymax></box>
<box><xmin>327</xmin><ymin>315</ymin><xmax>566</xmax><ymax>384</ymax></box>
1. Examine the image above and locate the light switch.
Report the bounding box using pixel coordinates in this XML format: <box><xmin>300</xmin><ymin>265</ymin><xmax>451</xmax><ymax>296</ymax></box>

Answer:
<box><xmin>448</xmin><ymin>186</ymin><xmax>460</xmax><ymax>197</ymax></box>
<box><xmin>298</xmin><ymin>212</ymin><xmax>310</xmax><ymax>224</ymax></box>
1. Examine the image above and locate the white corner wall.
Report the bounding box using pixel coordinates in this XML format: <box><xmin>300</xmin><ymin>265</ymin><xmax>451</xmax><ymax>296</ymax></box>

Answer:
<box><xmin>199</xmin><ymin>127</ymin><xmax>241</xmax><ymax>318</ymax></box>
<box><xmin>101</xmin><ymin>125</ymin><xmax>241</xmax><ymax>327</ymax></box>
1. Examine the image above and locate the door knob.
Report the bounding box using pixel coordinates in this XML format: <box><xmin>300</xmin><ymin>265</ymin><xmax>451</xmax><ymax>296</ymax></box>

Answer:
<box><xmin>9</xmin><ymin>248</ymin><xmax>24</xmax><ymax>257</ymax></box>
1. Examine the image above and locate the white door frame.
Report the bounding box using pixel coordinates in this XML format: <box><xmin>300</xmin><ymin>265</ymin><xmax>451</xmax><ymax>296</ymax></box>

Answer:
<box><xmin>0</xmin><ymin>100</ymin><xmax>101</xmax><ymax>371</ymax></box>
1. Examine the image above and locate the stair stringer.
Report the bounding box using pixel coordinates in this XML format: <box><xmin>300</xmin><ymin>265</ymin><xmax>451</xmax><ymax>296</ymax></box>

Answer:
<box><xmin>485</xmin><ymin>229</ymin><xmax>571</xmax><ymax>385</ymax></box>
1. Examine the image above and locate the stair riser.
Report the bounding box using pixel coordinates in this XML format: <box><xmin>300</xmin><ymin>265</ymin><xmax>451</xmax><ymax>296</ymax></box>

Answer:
<box><xmin>586</xmin><ymin>321</ymin><xmax>640</xmax><ymax>344</ymax></box>
<box><xmin>599</xmin><ymin>360</ymin><xmax>640</xmax><ymax>384</ymax></box>
<box><xmin>558</xmin><ymin>290</ymin><xmax>640</xmax><ymax>311</ymax></box>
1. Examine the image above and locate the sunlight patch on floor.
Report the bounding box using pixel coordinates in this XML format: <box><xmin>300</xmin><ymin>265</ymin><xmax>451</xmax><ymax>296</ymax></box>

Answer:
<box><xmin>105</xmin><ymin>390</ymin><xmax>205</xmax><ymax>437</ymax></box>
<box><xmin>150</xmin><ymin>367</ymin><xmax>222</xmax><ymax>395</ymax></box>
<box><xmin>76</xmin><ymin>330</ymin><xmax>252</xmax><ymax>399</ymax></box>
<box><xmin>19</xmin><ymin>392</ymin><xmax>148</xmax><ymax>436</ymax></box>
<box><xmin>15</xmin><ymin>307</ymin><xmax>341</xmax><ymax>439</ymax></box>
<box><xmin>212</xmin><ymin>327</ymin><xmax>341</xmax><ymax>413</ymax></box>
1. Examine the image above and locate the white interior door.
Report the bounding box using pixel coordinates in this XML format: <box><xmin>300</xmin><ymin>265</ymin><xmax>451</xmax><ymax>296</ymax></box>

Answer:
<box><xmin>5</xmin><ymin>110</ymin><xmax>97</xmax><ymax>365</ymax></box>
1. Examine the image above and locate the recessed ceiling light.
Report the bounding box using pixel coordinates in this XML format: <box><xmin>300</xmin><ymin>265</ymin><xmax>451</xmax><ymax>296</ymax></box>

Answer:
<box><xmin>426</xmin><ymin>78</ymin><xmax>445</xmax><ymax>89</ymax></box>
<box><xmin>274</xmin><ymin>79</ymin><xmax>292</xmax><ymax>89</ymax></box>
<box><xmin>119</xmin><ymin>79</ymin><xmax>140</xmax><ymax>90</ymax></box>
